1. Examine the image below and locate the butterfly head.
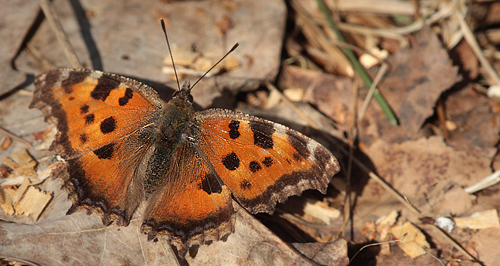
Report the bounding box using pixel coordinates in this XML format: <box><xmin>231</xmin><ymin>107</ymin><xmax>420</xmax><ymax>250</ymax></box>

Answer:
<box><xmin>172</xmin><ymin>81</ymin><xmax>194</xmax><ymax>104</ymax></box>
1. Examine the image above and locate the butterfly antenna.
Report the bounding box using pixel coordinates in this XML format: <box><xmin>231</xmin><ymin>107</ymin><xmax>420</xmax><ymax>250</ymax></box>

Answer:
<box><xmin>160</xmin><ymin>19</ymin><xmax>181</xmax><ymax>91</ymax></box>
<box><xmin>190</xmin><ymin>42</ymin><xmax>240</xmax><ymax>89</ymax></box>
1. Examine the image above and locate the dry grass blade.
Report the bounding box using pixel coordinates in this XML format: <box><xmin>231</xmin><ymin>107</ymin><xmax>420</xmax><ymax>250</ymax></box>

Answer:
<box><xmin>38</xmin><ymin>0</ymin><xmax>81</xmax><ymax>68</ymax></box>
<box><xmin>454</xmin><ymin>3</ymin><xmax>500</xmax><ymax>87</ymax></box>
<box><xmin>0</xmin><ymin>126</ymin><xmax>32</xmax><ymax>147</ymax></box>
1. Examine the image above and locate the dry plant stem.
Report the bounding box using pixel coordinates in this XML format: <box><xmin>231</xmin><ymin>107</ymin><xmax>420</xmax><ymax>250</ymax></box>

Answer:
<box><xmin>358</xmin><ymin>63</ymin><xmax>388</xmax><ymax>124</ymax></box>
<box><xmin>412</xmin><ymin>0</ymin><xmax>420</xmax><ymax>20</ymax></box>
<box><xmin>0</xmin><ymin>126</ymin><xmax>32</xmax><ymax>147</ymax></box>
<box><xmin>464</xmin><ymin>169</ymin><xmax>500</xmax><ymax>194</ymax></box>
<box><xmin>25</xmin><ymin>42</ymin><xmax>55</xmax><ymax>71</ymax></box>
<box><xmin>296</xmin><ymin>14</ymin><xmax>352</xmax><ymax>76</ymax></box>
<box><xmin>455</xmin><ymin>3</ymin><xmax>500</xmax><ymax>86</ymax></box>
<box><xmin>315</xmin><ymin>0</ymin><xmax>397</xmax><ymax>125</ymax></box>
<box><xmin>331</xmin><ymin>1</ymin><xmax>455</xmax><ymax>41</ymax></box>
<box><xmin>159</xmin><ymin>238</ymin><xmax>181</xmax><ymax>266</ymax></box>
<box><xmin>277</xmin><ymin>211</ymin><xmax>335</xmax><ymax>230</ymax></box>
<box><xmin>342</xmin><ymin>79</ymin><xmax>359</xmax><ymax>239</ymax></box>
<box><xmin>39</xmin><ymin>0</ymin><xmax>81</xmax><ymax>68</ymax></box>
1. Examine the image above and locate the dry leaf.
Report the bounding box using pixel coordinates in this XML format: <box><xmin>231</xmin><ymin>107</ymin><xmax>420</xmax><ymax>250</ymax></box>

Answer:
<box><xmin>0</xmin><ymin>1</ymin><xmax>39</xmax><ymax>96</ymax></box>
<box><xmin>371</xmin><ymin>26</ymin><xmax>461</xmax><ymax>141</ymax></box>
<box><xmin>391</xmin><ymin>222</ymin><xmax>430</xmax><ymax>258</ymax></box>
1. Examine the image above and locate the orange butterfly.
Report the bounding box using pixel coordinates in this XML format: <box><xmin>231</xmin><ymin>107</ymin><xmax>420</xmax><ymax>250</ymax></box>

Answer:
<box><xmin>30</xmin><ymin>66</ymin><xmax>339</xmax><ymax>256</ymax></box>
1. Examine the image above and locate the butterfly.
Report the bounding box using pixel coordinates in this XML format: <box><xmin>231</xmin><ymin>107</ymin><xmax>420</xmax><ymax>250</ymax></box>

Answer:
<box><xmin>30</xmin><ymin>67</ymin><xmax>340</xmax><ymax>257</ymax></box>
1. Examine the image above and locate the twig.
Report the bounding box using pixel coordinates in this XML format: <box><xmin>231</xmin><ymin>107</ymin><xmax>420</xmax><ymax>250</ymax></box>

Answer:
<box><xmin>39</xmin><ymin>0</ymin><xmax>81</xmax><ymax>68</ymax></box>
<box><xmin>358</xmin><ymin>63</ymin><xmax>388</xmax><ymax>124</ymax></box>
<box><xmin>454</xmin><ymin>1</ymin><xmax>500</xmax><ymax>87</ymax></box>
<box><xmin>464</xmin><ymin>169</ymin><xmax>500</xmax><ymax>194</ymax></box>
<box><xmin>0</xmin><ymin>126</ymin><xmax>32</xmax><ymax>147</ymax></box>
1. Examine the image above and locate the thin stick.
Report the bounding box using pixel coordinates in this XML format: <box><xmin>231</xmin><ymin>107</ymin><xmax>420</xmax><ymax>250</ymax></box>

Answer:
<box><xmin>455</xmin><ymin>5</ymin><xmax>500</xmax><ymax>86</ymax></box>
<box><xmin>39</xmin><ymin>0</ymin><xmax>81</xmax><ymax>68</ymax></box>
<box><xmin>0</xmin><ymin>126</ymin><xmax>32</xmax><ymax>147</ymax></box>
<box><xmin>358</xmin><ymin>63</ymin><xmax>388</xmax><ymax>124</ymax></box>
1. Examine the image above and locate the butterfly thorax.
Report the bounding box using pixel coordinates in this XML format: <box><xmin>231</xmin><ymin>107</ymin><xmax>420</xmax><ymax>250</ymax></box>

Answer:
<box><xmin>142</xmin><ymin>87</ymin><xmax>197</xmax><ymax>194</ymax></box>
<box><xmin>158</xmin><ymin>97</ymin><xmax>195</xmax><ymax>149</ymax></box>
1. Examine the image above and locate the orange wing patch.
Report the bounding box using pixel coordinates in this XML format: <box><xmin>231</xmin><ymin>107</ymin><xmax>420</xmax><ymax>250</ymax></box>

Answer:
<box><xmin>141</xmin><ymin>144</ymin><xmax>234</xmax><ymax>256</ymax></box>
<box><xmin>30</xmin><ymin>69</ymin><xmax>161</xmax><ymax>159</ymax></box>
<box><xmin>196</xmin><ymin>109</ymin><xmax>340</xmax><ymax>214</ymax></box>
<box><xmin>65</xmin><ymin>135</ymin><xmax>151</xmax><ymax>225</ymax></box>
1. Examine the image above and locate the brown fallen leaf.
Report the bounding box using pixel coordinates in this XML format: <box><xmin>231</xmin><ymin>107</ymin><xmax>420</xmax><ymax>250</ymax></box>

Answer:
<box><xmin>0</xmin><ymin>196</ymin><xmax>348</xmax><ymax>265</ymax></box>
<box><xmin>445</xmin><ymin>86</ymin><xmax>500</xmax><ymax>159</ymax></box>
<box><xmin>277</xmin><ymin>65</ymin><xmax>354</xmax><ymax>132</ymax></box>
<box><xmin>0</xmin><ymin>1</ymin><xmax>39</xmax><ymax>97</ymax></box>
<box><xmin>391</xmin><ymin>222</ymin><xmax>430</xmax><ymax>259</ymax></box>
<box><xmin>368</xmin><ymin>26</ymin><xmax>461</xmax><ymax>142</ymax></box>
<box><xmin>468</xmin><ymin>228</ymin><xmax>500</xmax><ymax>266</ymax></box>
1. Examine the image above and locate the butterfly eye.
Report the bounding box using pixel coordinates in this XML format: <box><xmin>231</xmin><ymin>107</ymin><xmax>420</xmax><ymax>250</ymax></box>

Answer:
<box><xmin>172</xmin><ymin>91</ymin><xmax>179</xmax><ymax>98</ymax></box>
<box><xmin>187</xmin><ymin>95</ymin><xmax>193</xmax><ymax>103</ymax></box>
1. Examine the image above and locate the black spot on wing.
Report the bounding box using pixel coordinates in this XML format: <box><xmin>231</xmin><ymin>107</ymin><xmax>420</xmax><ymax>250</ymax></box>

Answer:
<box><xmin>250</xmin><ymin>120</ymin><xmax>275</xmax><ymax>149</ymax></box>
<box><xmin>240</xmin><ymin>179</ymin><xmax>252</xmax><ymax>190</ymax></box>
<box><xmin>200</xmin><ymin>172</ymin><xmax>223</xmax><ymax>194</ymax></box>
<box><xmin>100</xmin><ymin>117</ymin><xmax>116</xmax><ymax>134</ymax></box>
<box><xmin>61</xmin><ymin>71</ymin><xmax>90</xmax><ymax>94</ymax></box>
<box><xmin>80</xmin><ymin>104</ymin><xmax>89</xmax><ymax>114</ymax></box>
<box><xmin>80</xmin><ymin>133</ymin><xmax>87</xmax><ymax>144</ymax></box>
<box><xmin>222</xmin><ymin>152</ymin><xmax>240</xmax><ymax>171</ymax></box>
<box><xmin>249</xmin><ymin>161</ymin><xmax>262</xmax><ymax>173</ymax></box>
<box><xmin>119</xmin><ymin>87</ymin><xmax>134</xmax><ymax>106</ymax></box>
<box><xmin>91</xmin><ymin>75</ymin><xmax>120</xmax><ymax>101</ymax></box>
<box><xmin>85</xmin><ymin>114</ymin><xmax>95</xmax><ymax>125</ymax></box>
<box><xmin>228</xmin><ymin>120</ymin><xmax>240</xmax><ymax>139</ymax></box>
<box><xmin>93</xmin><ymin>143</ymin><xmax>115</xmax><ymax>159</ymax></box>
<box><xmin>262</xmin><ymin>157</ymin><xmax>274</xmax><ymax>167</ymax></box>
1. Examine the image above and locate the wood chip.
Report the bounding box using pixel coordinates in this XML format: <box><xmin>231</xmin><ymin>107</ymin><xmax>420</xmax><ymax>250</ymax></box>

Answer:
<box><xmin>1</xmin><ymin>149</ymin><xmax>37</xmax><ymax>178</ymax></box>
<box><xmin>455</xmin><ymin>209</ymin><xmax>500</xmax><ymax>229</ymax></box>
<box><xmin>303</xmin><ymin>199</ymin><xmax>340</xmax><ymax>225</ymax></box>
<box><xmin>13</xmin><ymin>186</ymin><xmax>52</xmax><ymax>221</ymax></box>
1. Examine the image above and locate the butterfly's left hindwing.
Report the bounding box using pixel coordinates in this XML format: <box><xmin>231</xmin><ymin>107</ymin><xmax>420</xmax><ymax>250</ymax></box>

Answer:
<box><xmin>141</xmin><ymin>143</ymin><xmax>235</xmax><ymax>257</ymax></box>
